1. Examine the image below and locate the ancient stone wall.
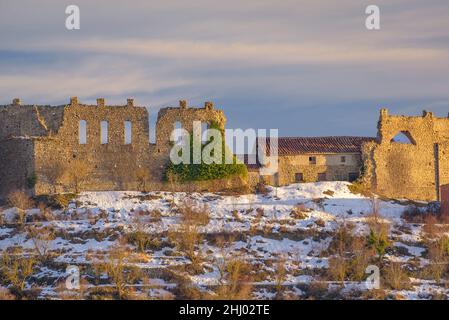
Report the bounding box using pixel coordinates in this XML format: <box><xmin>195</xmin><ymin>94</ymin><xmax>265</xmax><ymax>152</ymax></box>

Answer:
<box><xmin>0</xmin><ymin>97</ymin><xmax>242</xmax><ymax>198</ymax></box>
<box><xmin>0</xmin><ymin>138</ymin><xmax>36</xmax><ymax>197</ymax></box>
<box><xmin>152</xmin><ymin>100</ymin><xmax>226</xmax><ymax>180</ymax></box>
<box><xmin>364</xmin><ymin>108</ymin><xmax>449</xmax><ymax>201</ymax></box>
<box><xmin>33</xmin><ymin>97</ymin><xmax>151</xmax><ymax>194</ymax></box>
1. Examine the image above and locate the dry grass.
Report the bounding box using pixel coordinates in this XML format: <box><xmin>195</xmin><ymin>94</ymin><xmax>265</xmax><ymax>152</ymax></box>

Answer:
<box><xmin>179</xmin><ymin>199</ymin><xmax>210</xmax><ymax>226</ymax></box>
<box><xmin>0</xmin><ymin>248</ymin><xmax>36</xmax><ymax>298</ymax></box>
<box><xmin>383</xmin><ymin>262</ymin><xmax>411</xmax><ymax>290</ymax></box>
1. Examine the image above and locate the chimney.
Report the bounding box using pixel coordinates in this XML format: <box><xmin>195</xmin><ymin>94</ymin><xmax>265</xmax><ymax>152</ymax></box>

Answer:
<box><xmin>179</xmin><ymin>100</ymin><xmax>187</xmax><ymax>109</ymax></box>
<box><xmin>97</xmin><ymin>98</ymin><xmax>105</xmax><ymax>107</ymax></box>
<box><xmin>70</xmin><ymin>96</ymin><xmax>78</xmax><ymax>106</ymax></box>
<box><xmin>204</xmin><ymin>101</ymin><xmax>214</xmax><ymax>110</ymax></box>
<box><xmin>127</xmin><ymin>98</ymin><xmax>134</xmax><ymax>107</ymax></box>
<box><xmin>380</xmin><ymin>108</ymin><xmax>388</xmax><ymax>118</ymax></box>
<box><xmin>12</xmin><ymin>98</ymin><xmax>21</xmax><ymax>106</ymax></box>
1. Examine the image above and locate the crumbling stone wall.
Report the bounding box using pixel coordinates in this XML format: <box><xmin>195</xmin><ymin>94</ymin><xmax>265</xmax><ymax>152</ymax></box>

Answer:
<box><xmin>152</xmin><ymin>100</ymin><xmax>226</xmax><ymax>180</ymax></box>
<box><xmin>364</xmin><ymin>108</ymin><xmax>449</xmax><ymax>201</ymax></box>
<box><xmin>33</xmin><ymin>97</ymin><xmax>151</xmax><ymax>194</ymax></box>
<box><xmin>0</xmin><ymin>138</ymin><xmax>36</xmax><ymax>197</ymax></box>
<box><xmin>0</xmin><ymin>97</ymin><xmax>240</xmax><ymax>198</ymax></box>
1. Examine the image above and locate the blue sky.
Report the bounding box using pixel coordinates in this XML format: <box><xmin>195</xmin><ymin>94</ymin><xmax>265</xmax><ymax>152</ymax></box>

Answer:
<box><xmin>1</xmin><ymin>0</ymin><xmax>449</xmax><ymax>138</ymax></box>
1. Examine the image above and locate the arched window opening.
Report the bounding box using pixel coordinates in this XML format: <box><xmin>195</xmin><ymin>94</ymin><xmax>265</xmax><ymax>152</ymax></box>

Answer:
<box><xmin>391</xmin><ymin>131</ymin><xmax>416</xmax><ymax>145</ymax></box>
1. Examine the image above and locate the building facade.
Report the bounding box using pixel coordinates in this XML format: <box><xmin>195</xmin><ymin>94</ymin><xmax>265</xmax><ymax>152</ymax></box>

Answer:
<box><xmin>0</xmin><ymin>98</ymin><xmax>234</xmax><ymax>199</ymax></box>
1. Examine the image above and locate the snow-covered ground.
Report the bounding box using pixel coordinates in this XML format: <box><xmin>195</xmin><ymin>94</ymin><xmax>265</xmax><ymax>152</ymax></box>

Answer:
<box><xmin>0</xmin><ymin>181</ymin><xmax>448</xmax><ymax>300</ymax></box>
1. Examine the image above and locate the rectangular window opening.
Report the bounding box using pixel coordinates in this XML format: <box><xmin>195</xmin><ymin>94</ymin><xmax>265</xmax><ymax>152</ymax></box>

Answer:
<box><xmin>124</xmin><ymin>121</ymin><xmax>132</xmax><ymax>145</ymax></box>
<box><xmin>79</xmin><ymin>120</ymin><xmax>87</xmax><ymax>145</ymax></box>
<box><xmin>101</xmin><ymin>121</ymin><xmax>108</xmax><ymax>144</ymax></box>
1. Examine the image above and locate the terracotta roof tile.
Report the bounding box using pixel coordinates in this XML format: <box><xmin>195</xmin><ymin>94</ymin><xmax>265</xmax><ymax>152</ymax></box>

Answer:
<box><xmin>260</xmin><ymin>136</ymin><xmax>376</xmax><ymax>155</ymax></box>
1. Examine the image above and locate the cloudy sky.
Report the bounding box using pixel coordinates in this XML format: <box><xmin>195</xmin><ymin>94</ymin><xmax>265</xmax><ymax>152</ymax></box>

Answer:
<box><xmin>1</xmin><ymin>0</ymin><xmax>449</xmax><ymax>139</ymax></box>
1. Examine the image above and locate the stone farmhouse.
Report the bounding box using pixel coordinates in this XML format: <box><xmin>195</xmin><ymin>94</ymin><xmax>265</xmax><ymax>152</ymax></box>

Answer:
<box><xmin>250</xmin><ymin>136</ymin><xmax>374</xmax><ymax>186</ymax></box>
<box><xmin>0</xmin><ymin>97</ymin><xmax>448</xmax><ymax>202</ymax></box>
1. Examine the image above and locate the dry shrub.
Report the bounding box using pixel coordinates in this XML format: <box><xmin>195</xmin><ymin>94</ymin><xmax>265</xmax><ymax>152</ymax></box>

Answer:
<box><xmin>274</xmin><ymin>256</ymin><xmax>287</xmax><ymax>298</ymax></box>
<box><xmin>383</xmin><ymin>262</ymin><xmax>410</xmax><ymax>290</ymax></box>
<box><xmin>0</xmin><ymin>286</ymin><xmax>15</xmax><ymax>300</ymax></box>
<box><xmin>349</xmin><ymin>237</ymin><xmax>372</xmax><ymax>281</ymax></box>
<box><xmin>7</xmin><ymin>190</ymin><xmax>33</xmax><ymax>226</ymax></box>
<box><xmin>7</xmin><ymin>190</ymin><xmax>33</xmax><ymax>210</ymax></box>
<box><xmin>127</xmin><ymin>216</ymin><xmax>160</xmax><ymax>253</ymax></box>
<box><xmin>150</xmin><ymin>209</ymin><xmax>162</xmax><ymax>222</ymax></box>
<box><xmin>401</xmin><ymin>206</ymin><xmax>424</xmax><ymax>223</ymax></box>
<box><xmin>329</xmin><ymin>222</ymin><xmax>355</xmax><ymax>256</ymax></box>
<box><xmin>179</xmin><ymin>199</ymin><xmax>210</xmax><ymax>226</ymax></box>
<box><xmin>37</xmin><ymin>202</ymin><xmax>55</xmax><ymax>221</ymax></box>
<box><xmin>361</xmin><ymin>288</ymin><xmax>386</xmax><ymax>300</ymax></box>
<box><xmin>94</xmin><ymin>242</ymin><xmax>143</xmax><ymax>299</ymax></box>
<box><xmin>255</xmin><ymin>207</ymin><xmax>264</xmax><ymax>219</ymax></box>
<box><xmin>290</xmin><ymin>203</ymin><xmax>309</xmax><ymax>219</ymax></box>
<box><xmin>26</xmin><ymin>225</ymin><xmax>56</xmax><ymax>261</ymax></box>
<box><xmin>328</xmin><ymin>255</ymin><xmax>347</xmax><ymax>283</ymax></box>
<box><xmin>211</xmin><ymin>256</ymin><xmax>253</xmax><ymax>300</ymax></box>
<box><xmin>423</xmin><ymin>215</ymin><xmax>438</xmax><ymax>238</ymax></box>
<box><xmin>305</xmin><ymin>280</ymin><xmax>329</xmax><ymax>299</ymax></box>
<box><xmin>172</xmin><ymin>276</ymin><xmax>203</xmax><ymax>299</ymax></box>
<box><xmin>55</xmin><ymin>278</ymin><xmax>89</xmax><ymax>300</ymax></box>
<box><xmin>169</xmin><ymin>225</ymin><xmax>203</xmax><ymax>273</ymax></box>
<box><xmin>0</xmin><ymin>249</ymin><xmax>36</xmax><ymax>297</ymax></box>
<box><xmin>425</xmin><ymin>236</ymin><xmax>449</xmax><ymax>283</ymax></box>
<box><xmin>169</xmin><ymin>199</ymin><xmax>210</xmax><ymax>273</ymax></box>
<box><xmin>255</xmin><ymin>182</ymin><xmax>269</xmax><ymax>195</ymax></box>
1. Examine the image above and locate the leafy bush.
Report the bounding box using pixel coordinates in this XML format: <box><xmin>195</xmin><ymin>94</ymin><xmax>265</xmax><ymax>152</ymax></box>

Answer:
<box><xmin>348</xmin><ymin>180</ymin><xmax>371</xmax><ymax>196</ymax></box>
<box><xmin>164</xmin><ymin>122</ymin><xmax>247</xmax><ymax>182</ymax></box>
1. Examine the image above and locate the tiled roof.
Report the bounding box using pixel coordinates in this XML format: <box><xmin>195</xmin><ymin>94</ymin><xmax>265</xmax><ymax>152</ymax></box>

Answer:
<box><xmin>259</xmin><ymin>136</ymin><xmax>376</xmax><ymax>156</ymax></box>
